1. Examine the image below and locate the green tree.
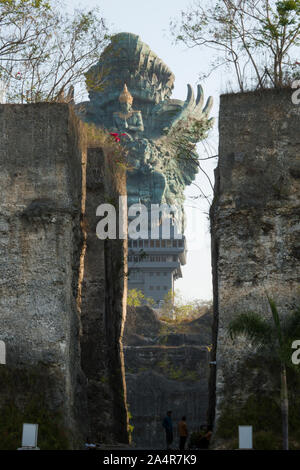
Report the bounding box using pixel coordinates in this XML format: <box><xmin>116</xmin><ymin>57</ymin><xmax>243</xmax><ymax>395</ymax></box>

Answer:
<box><xmin>145</xmin><ymin>296</ymin><xmax>156</xmax><ymax>308</ymax></box>
<box><xmin>170</xmin><ymin>0</ymin><xmax>300</xmax><ymax>91</ymax></box>
<box><xmin>127</xmin><ymin>289</ymin><xmax>145</xmax><ymax>307</ymax></box>
<box><xmin>0</xmin><ymin>0</ymin><xmax>109</xmax><ymax>103</ymax></box>
<box><xmin>228</xmin><ymin>297</ymin><xmax>300</xmax><ymax>450</ymax></box>
<box><xmin>160</xmin><ymin>289</ymin><xmax>212</xmax><ymax>321</ymax></box>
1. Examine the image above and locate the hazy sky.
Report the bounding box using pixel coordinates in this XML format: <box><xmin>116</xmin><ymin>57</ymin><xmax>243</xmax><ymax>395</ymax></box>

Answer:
<box><xmin>68</xmin><ymin>0</ymin><xmax>227</xmax><ymax>301</ymax></box>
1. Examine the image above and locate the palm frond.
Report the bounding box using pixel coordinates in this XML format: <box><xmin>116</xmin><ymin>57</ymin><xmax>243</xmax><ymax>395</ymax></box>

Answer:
<box><xmin>282</xmin><ymin>306</ymin><xmax>300</xmax><ymax>339</ymax></box>
<box><xmin>228</xmin><ymin>312</ymin><xmax>273</xmax><ymax>347</ymax></box>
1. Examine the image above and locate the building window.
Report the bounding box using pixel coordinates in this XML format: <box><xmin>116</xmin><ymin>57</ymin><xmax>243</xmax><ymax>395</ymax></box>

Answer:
<box><xmin>162</xmin><ymin>240</ymin><xmax>166</xmax><ymax>248</ymax></box>
<box><xmin>173</xmin><ymin>255</ymin><xmax>177</xmax><ymax>262</ymax></box>
<box><xmin>173</xmin><ymin>240</ymin><xmax>177</xmax><ymax>247</ymax></box>
<box><xmin>155</xmin><ymin>240</ymin><xmax>160</xmax><ymax>248</ymax></box>
<box><xmin>144</xmin><ymin>240</ymin><xmax>149</xmax><ymax>248</ymax></box>
<box><xmin>133</xmin><ymin>240</ymin><xmax>138</xmax><ymax>247</ymax></box>
<box><xmin>157</xmin><ymin>272</ymin><xmax>160</xmax><ymax>276</ymax></box>
<box><xmin>164</xmin><ymin>286</ymin><xmax>168</xmax><ymax>290</ymax></box>
<box><xmin>164</xmin><ymin>272</ymin><xmax>167</xmax><ymax>276</ymax></box>
<box><xmin>156</xmin><ymin>286</ymin><xmax>160</xmax><ymax>290</ymax></box>
<box><xmin>139</xmin><ymin>240</ymin><xmax>143</xmax><ymax>247</ymax></box>
<box><xmin>150</xmin><ymin>286</ymin><xmax>154</xmax><ymax>290</ymax></box>
<box><xmin>128</xmin><ymin>256</ymin><xmax>132</xmax><ymax>262</ymax></box>
<box><xmin>150</xmin><ymin>240</ymin><xmax>155</xmax><ymax>248</ymax></box>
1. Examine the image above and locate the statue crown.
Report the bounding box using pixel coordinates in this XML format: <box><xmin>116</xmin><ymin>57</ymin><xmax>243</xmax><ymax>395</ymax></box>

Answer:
<box><xmin>119</xmin><ymin>84</ymin><xmax>133</xmax><ymax>104</ymax></box>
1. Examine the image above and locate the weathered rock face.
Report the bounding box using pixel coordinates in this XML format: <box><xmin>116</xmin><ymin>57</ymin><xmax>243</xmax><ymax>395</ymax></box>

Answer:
<box><xmin>124</xmin><ymin>306</ymin><xmax>212</xmax><ymax>449</ymax></box>
<box><xmin>80</xmin><ymin>147</ymin><xmax>128</xmax><ymax>444</ymax></box>
<box><xmin>0</xmin><ymin>104</ymin><xmax>87</xmax><ymax>447</ymax></box>
<box><xmin>0</xmin><ymin>104</ymin><xmax>128</xmax><ymax>448</ymax></box>
<box><xmin>210</xmin><ymin>89</ymin><xmax>300</xmax><ymax>444</ymax></box>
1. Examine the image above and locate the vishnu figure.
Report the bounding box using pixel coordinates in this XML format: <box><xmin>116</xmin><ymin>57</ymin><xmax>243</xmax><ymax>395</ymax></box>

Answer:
<box><xmin>112</xmin><ymin>83</ymin><xmax>166</xmax><ymax>205</ymax></box>
<box><xmin>113</xmin><ymin>84</ymin><xmax>144</xmax><ymax>140</ymax></box>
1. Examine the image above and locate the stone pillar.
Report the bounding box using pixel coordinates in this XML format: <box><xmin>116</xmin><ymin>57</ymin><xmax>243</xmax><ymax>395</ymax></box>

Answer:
<box><xmin>80</xmin><ymin>147</ymin><xmax>129</xmax><ymax>444</ymax></box>
<box><xmin>0</xmin><ymin>104</ymin><xmax>88</xmax><ymax>448</ymax></box>
<box><xmin>210</xmin><ymin>89</ymin><xmax>300</xmax><ymax>444</ymax></box>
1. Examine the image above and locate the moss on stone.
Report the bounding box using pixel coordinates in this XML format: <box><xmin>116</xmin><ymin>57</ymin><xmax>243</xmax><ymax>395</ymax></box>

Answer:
<box><xmin>0</xmin><ymin>401</ymin><xmax>70</xmax><ymax>450</ymax></box>
<box><xmin>0</xmin><ymin>365</ymin><xmax>71</xmax><ymax>450</ymax></box>
<box><xmin>156</xmin><ymin>357</ymin><xmax>199</xmax><ymax>382</ymax></box>
<box><xmin>216</xmin><ymin>387</ymin><xmax>300</xmax><ymax>450</ymax></box>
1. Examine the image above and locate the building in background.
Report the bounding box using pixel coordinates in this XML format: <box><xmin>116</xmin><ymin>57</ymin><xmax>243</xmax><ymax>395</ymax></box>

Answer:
<box><xmin>128</xmin><ymin>234</ymin><xmax>186</xmax><ymax>305</ymax></box>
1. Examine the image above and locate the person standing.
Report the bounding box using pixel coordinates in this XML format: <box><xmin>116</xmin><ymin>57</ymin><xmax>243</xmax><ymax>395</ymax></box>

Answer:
<box><xmin>199</xmin><ymin>426</ymin><xmax>212</xmax><ymax>449</ymax></box>
<box><xmin>178</xmin><ymin>416</ymin><xmax>188</xmax><ymax>450</ymax></box>
<box><xmin>162</xmin><ymin>411</ymin><xmax>173</xmax><ymax>449</ymax></box>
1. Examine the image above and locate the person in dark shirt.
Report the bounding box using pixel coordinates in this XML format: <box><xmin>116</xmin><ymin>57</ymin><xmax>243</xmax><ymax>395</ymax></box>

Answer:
<box><xmin>162</xmin><ymin>411</ymin><xmax>173</xmax><ymax>449</ymax></box>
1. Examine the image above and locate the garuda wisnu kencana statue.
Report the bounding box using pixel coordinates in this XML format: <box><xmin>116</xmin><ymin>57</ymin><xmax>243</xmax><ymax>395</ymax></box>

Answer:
<box><xmin>77</xmin><ymin>32</ymin><xmax>214</xmax><ymax>231</ymax></box>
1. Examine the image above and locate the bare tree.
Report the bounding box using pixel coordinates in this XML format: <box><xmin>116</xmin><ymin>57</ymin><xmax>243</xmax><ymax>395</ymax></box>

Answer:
<box><xmin>0</xmin><ymin>1</ymin><xmax>51</xmax><ymax>57</ymax></box>
<box><xmin>170</xmin><ymin>0</ymin><xmax>300</xmax><ymax>91</ymax></box>
<box><xmin>0</xmin><ymin>1</ymin><xmax>110</xmax><ymax>103</ymax></box>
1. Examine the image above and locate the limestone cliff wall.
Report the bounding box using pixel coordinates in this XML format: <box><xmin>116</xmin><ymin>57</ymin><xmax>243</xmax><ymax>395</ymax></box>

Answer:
<box><xmin>210</xmin><ymin>89</ymin><xmax>300</xmax><ymax>443</ymax></box>
<box><xmin>0</xmin><ymin>104</ymin><xmax>88</xmax><ymax>447</ymax></box>
<box><xmin>0</xmin><ymin>104</ymin><xmax>128</xmax><ymax>448</ymax></box>
<box><xmin>124</xmin><ymin>306</ymin><xmax>212</xmax><ymax>449</ymax></box>
<box><xmin>80</xmin><ymin>147</ymin><xmax>128</xmax><ymax>444</ymax></box>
